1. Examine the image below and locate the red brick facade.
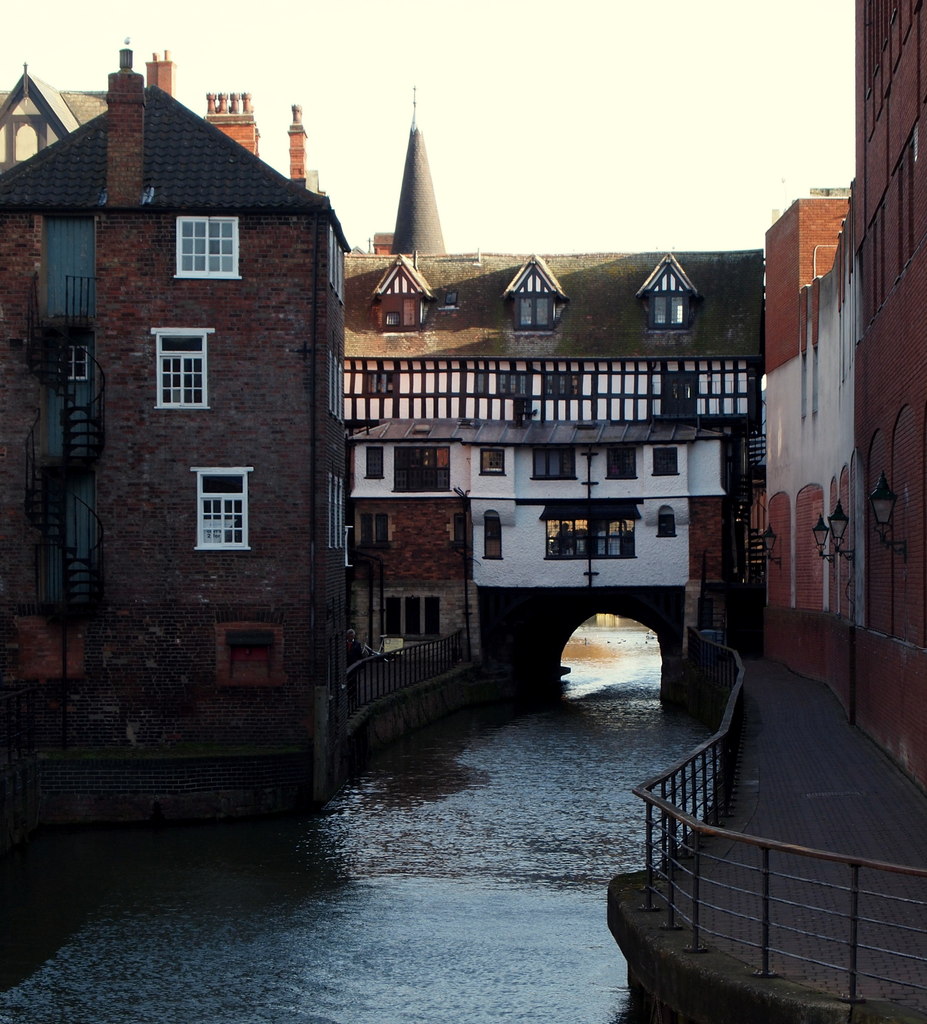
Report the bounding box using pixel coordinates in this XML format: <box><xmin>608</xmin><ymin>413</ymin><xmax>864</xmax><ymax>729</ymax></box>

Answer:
<box><xmin>0</xmin><ymin>57</ymin><xmax>348</xmax><ymax>800</ymax></box>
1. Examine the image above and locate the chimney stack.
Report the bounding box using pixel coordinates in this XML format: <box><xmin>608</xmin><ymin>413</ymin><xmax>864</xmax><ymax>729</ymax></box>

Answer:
<box><xmin>145</xmin><ymin>50</ymin><xmax>176</xmax><ymax>96</ymax></box>
<box><xmin>106</xmin><ymin>46</ymin><xmax>146</xmax><ymax>206</ymax></box>
<box><xmin>288</xmin><ymin>103</ymin><xmax>320</xmax><ymax>192</ymax></box>
<box><xmin>289</xmin><ymin>104</ymin><xmax>307</xmax><ymax>183</ymax></box>
<box><xmin>205</xmin><ymin>91</ymin><xmax>260</xmax><ymax>156</ymax></box>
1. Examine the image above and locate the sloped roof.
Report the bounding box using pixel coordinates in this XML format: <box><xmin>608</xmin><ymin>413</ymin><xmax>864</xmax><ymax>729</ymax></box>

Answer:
<box><xmin>345</xmin><ymin>250</ymin><xmax>764</xmax><ymax>360</ymax></box>
<box><xmin>392</xmin><ymin>125</ymin><xmax>445</xmax><ymax>255</ymax></box>
<box><xmin>352</xmin><ymin>418</ymin><xmax>725</xmax><ymax>446</ymax></box>
<box><xmin>636</xmin><ymin>253</ymin><xmax>700</xmax><ymax>297</ymax></box>
<box><xmin>0</xmin><ymin>85</ymin><xmax>346</xmax><ymax>240</ymax></box>
<box><xmin>0</xmin><ymin>73</ymin><xmax>106</xmax><ymax>132</ymax></box>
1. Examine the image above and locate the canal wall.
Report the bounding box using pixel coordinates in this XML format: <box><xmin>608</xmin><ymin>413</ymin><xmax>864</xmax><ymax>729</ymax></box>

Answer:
<box><xmin>37</xmin><ymin>750</ymin><xmax>312</xmax><ymax>825</ymax></box>
<box><xmin>607</xmin><ymin>873</ymin><xmax>924</xmax><ymax>1024</ymax></box>
<box><xmin>345</xmin><ymin>663</ymin><xmax>515</xmax><ymax>776</ymax></box>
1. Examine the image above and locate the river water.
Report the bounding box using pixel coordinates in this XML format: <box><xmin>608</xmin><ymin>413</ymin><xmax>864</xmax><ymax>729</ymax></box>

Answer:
<box><xmin>0</xmin><ymin>621</ymin><xmax>708</xmax><ymax>1024</ymax></box>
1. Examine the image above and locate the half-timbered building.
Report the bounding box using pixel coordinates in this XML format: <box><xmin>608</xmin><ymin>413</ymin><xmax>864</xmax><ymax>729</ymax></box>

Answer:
<box><xmin>345</xmin><ymin>248</ymin><xmax>765</xmax><ymax>688</ymax></box>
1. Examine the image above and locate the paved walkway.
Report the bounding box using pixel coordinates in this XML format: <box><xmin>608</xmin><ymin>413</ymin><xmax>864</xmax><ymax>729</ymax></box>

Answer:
<box><xmin>700</xmin><ymin>658</ymin><xmax>927</xmax><ymax>1012</ymax></box>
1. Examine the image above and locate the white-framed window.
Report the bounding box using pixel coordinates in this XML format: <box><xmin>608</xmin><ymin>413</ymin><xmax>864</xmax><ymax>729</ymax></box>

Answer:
<box><xmin>328</xmin><ymin>471</ymin><xmax>345</xmax><ymax>548</ymax></box>
<box><xmin>176</xmin><ymin>217</ymin><xmax>240</xmax><ymax>279</ymax></box>
<box><xmin>153</xmin><ymin>328</ymin><xmax>213</xmax><ymax>408</ymax></box>
<box><xmin>192</xmin><ymin>467</ymin><xmax>252</xmax><ymax>550</ymax></box>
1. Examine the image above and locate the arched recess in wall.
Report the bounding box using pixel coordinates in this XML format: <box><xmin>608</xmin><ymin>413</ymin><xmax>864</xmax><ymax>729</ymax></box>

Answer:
<box><xmin>14</xmin><ymin>123</ymin><xmax>38</xmax><ymax>161</ymax></box>
<box><xmin>891</xmin><ymin>404</ymin><xmax>919</xmax><ymax>644</ymax></box>
<box><xmin>832</xmin><ymin>463</ymin><xmax>856</xmax><ymax>622</ymax></box>
<box><xmin>767</xmin><ymin>490</ymin><xmax>792</xmax><ymax>609</ymax></box>
<box><xmin>867</xmin><ymin>430</ymin><xmax>891</xmax><ymax>635</ymax></box>
<box><xmin>796</xmin><ymin>483</ymin><xmax>825</xmax><ymax>612</ymax></box>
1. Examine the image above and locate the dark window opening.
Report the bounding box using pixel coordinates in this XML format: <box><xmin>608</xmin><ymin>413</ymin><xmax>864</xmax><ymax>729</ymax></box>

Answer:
<box><xmin>607</xmin><ymin>447</ymin><xmax>637</xmax><ymax>479</ymax></box>
<box><xmin>653</xmin><ymin>447</ymin><xmax>679</xmax><ymax>476</ymax></box>
<box><xmin>484</xmin><ymin>511</ymin><xmax>502</xmax><ymax>559</ymax></box>
<box><xmin>533</xmin><ymin>448</ymin><xmax>575</xmax><ymax>479</ymax></box>
<box><xmin>394</xmin><ymin>446</ymin><xmax>450</xmax><ymax>491</ymax></box>
<box><xmin>365</xmin><ymin>446</ymin><xmax>384</xmax><ymax>478</ymax></box>
<box><xmin>657</xmin><ymin>506</ymin><xmax>676</xmax><ymax>537</ymax></box>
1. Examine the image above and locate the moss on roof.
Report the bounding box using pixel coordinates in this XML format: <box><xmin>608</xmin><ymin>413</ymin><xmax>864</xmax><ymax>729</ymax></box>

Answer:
<box><xmin>346</xmin><ymin>250</ymin><xmax>763</xmax><ymax>360</ymax></box>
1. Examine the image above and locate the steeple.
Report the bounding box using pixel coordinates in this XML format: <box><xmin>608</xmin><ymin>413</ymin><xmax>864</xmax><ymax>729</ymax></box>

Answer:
<box><xmin>391</xmin><ymin>91</ymin><xmax>445</xmax><ymax>255</ymax></box>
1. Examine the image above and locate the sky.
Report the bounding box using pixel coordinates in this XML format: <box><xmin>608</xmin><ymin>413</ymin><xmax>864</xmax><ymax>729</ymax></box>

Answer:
<box><xmin>3</xmin><ymin>0</ymin><xmax>855</xmax><ymax>255</ymax></box>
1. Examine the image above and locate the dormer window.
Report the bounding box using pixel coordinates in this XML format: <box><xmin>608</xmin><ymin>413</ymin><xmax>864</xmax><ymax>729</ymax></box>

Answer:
<box><xmin>637</xmin><ymin>254</ymin><xmax>699</xmax><ymax>331</ymax></box>
<box><xmin>373</xmin><ymin>255</ymin><xmax>434</xmax><ymax>332</ymax></box>
<box><xmin>504</xmin><ymin>256</ymin><xmax>567</xmax><ymax>332</ymax></box>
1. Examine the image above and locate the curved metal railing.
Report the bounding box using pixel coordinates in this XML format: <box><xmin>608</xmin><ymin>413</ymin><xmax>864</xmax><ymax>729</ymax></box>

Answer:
<box><xmin>633</xmin><ymin>633</ymin><xmax>927</xmax><ymax>1012</ymax></box>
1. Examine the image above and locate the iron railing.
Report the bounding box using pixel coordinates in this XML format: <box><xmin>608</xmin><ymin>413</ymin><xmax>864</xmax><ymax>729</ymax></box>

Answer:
<box><xmin>1</xmin><ymin>687</ymin><xmax>37</xmax><ymax>769</ymax></box>
<box><xmin>633</xmin><ymin>640</ymin><xmax>927</xmax><ymax>1012</ymax></box>
<box><xmin>346</xmin><ymin>631</ymin><xmax>463</xmax><ymax>716</ymax></box>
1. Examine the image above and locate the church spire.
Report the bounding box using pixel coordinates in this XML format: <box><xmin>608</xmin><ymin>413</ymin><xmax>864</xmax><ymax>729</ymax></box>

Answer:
<box><xmin>391</xmin><ymin>92</ymin><xmax>445</xmax><ymax>255</ymax></box>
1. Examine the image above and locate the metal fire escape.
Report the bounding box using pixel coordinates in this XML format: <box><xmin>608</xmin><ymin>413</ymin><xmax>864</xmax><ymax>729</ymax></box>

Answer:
<box><xmin>23</xmin><ymin>273</ymin><xmax>105</xmax><ymax>610</ymax></box>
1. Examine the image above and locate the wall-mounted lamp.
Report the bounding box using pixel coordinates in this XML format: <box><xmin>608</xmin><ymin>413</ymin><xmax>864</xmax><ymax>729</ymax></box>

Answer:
<box><xmin>812</xmin><ymin>500</ymin><xmax>854</xmax><ymax>562</ymax></box>
<box><xmin>763</xmin><ymin>525</ymin><xmax>781</xmax><ymax>565</ymax></box>
<box><xmin>868</xmin><ymin>471</ymin><xmax>907</xmax><ymax>560</ymax></box>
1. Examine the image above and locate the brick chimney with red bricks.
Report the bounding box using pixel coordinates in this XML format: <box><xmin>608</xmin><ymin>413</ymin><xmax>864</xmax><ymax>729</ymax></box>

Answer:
<box><xmin>145</xmin><ymin>50</ymin><xmax>176</xmax><ymax>95</ymax></box>
<box><xmin>205</xmin><ymin>92</ymin><xmax>260</xmax><ymax>156</ymax></box>
<box><xmin>289</xmin><ymin>104</ymin><xmax>307</xmax><ymax>183</ymax></box>
<box><xmin>106</xmin><ymin>46</ymin><xmax>145</xmax><ymax>206</ymax></box>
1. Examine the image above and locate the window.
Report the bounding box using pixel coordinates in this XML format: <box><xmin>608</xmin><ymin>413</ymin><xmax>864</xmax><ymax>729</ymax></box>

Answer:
<box><xmin>360</xmin><ymin>512</ymin><xmax>389</xmax><ymax>545</ymax></box>
<box><xmin>424</xmin><ymin>596</ymin><xmax>440</xmax><ymax>634</ymax></box>
<box><xmin>328</xmin><ymin>472</ymin><xmax>344</xmax><ymax>548</ymax></box>
<box><xmin>651</xmin><ymin>295</ymin><xmax>688</xmax><ymax>328</ymax></box>
<box><xmin>473</xmin><ymin>371</ymin><xmax>490</xmax><ymax>395</ymax></box>
<box><xmin>545</xmin><ymin>518</ymin><xmax>635</xmax><ymax>558</ymax></box>
<box><xmin>453</xmin><ymin>512</ymin><xmax>467</xmax><ymax>547</ymax></box>
<box><xmin>657</xmin><ymin>506</ymin><xmax>676</xmax><ymax>537</ymax></box>
<box><xmin>366</xmin><ymin>371</ymin><xmax>394</xmax><ymax>394</ymax></box>
<box><xmin>660</xmin><ymin>371</ymin><xmax>697</xmax><ymax>417</ymax></box>
<box><xmin>533</xmin><ymin>448</ymin><xmax>575</xmax><ymax>479</ymax></box>
<box><xmin>176</xmin><ymin>217</ymin><xmax>239</xmax><ymax>279</ymax></box>
<box><xmin>385</xmin><ymin>311</ymin><xmax>400</xmax><ymax>326</ymax></box>
<box><xmin>484</xmin><ymin>511</ymin><xmax>502</xmax><ymax>558</ymax></box>
<box><xmin>444</xmin><ymin>291</ymin><xmax>458</xmax><ymax>307</ymax></box>
<box><xmin>480</xmin><ymin>448</ymin><xmax>505</xmax><ymax>475</ymax></box>
<box><xmin>607</xmin><ymin>447</ymin><xmax>637</xmax><ymax>479</ymax></box>
<box><xmin>653</xmin><ymin>448</ymin><xmax>679</xmax><ymax>476</ymax></box>
<box><xmin>154</xmin><ymin>329</ymin><xmax>212</xmax><ymax>408</ymax></box>
<box><xmin>365</xmin><ymin>447</ymin><xmax>384</xmax><ymax>478</ymax></box>
<box><xmin>68</xmin><ymin>343</ymin><xmax>89</xmax><ymax>382</ymax></box>
<box><xmin>517</xmin><ymin>295</ymin><xmax>552</xmax><ymax>329</ymax></box>
<box><xmin>544</xmin><ymin>372</ymin><xmax>581</xmax><ymax>397</ymax></box>
<box><xmin>498</xmin><ymin>371</ymin><xmax>531</xmax><ymax>396</ymax></box>
<box><xmin>193</xmin><ymin>468</ymin><xmax>251</xmax><ymax>549</ymax></box>
<box><xmin>405</xmin><ymin>596</ymin><xmax>421</xmax><ymax>635</ymax></box>
<box><xmin>394</xmin><ymin>446</ymin><xmax>450</xmax><ymax>491</ymax></box>
<box><xmin>385</xmin><ymin>597</ymin><xmax>402</xmax><ymax>634</ymax></box>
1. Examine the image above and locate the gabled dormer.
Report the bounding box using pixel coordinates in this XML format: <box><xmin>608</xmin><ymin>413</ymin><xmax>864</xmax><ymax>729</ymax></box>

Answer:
<box><xmin>503</xmin><ymin>256</ymin><xmax>568</xmax><ymax>332</ymax></box>
<box><xmin>373</xmin><ymin>254</ymin><xmax>435</xmax><ymax>331</ymax></box>
<box><xmin>636</xmin><ymin>254</ymin><xmax>699</xmax><ymax>330</ymax></box>
<box><xmin>0</xmin><ymin>69</ymin><xmax>103</xmax><ymax>173</ymax></box>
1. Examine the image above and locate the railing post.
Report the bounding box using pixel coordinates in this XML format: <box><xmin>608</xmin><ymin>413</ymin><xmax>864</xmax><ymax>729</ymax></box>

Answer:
<box><xmin>642</xmin><ymin>802</ymin><xmax>657</xmax><ymax>911</ymax></box>
<box><xmin>686</xmin><ymin>832</ymin><xmax>706</xmax><ymax>952</ymax></box>
<box><xmin>754</xmin><ymin>846</ymin><xmax>777</xmax><ymax>978</ymax></box>
<box><xmin>847</xmin><ymin>863</ymin><xmax>860</xmax><ymax>1003</ymax></box>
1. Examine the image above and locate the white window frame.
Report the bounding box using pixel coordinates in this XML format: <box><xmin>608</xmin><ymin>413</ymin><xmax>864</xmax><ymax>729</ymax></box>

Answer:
<box><xmin>192</xmin><ymin>467</ymin><xmax>252</xmax><ymax>550</ymax></box>
<box><xmin>153</xmin><ymin>328</ymin><xmax>213</xmax><ymax>409</ymax></box>
<box><xmin>176</xmin><ymin>216</ymin><xmax>240</xmax><ymax>279</ymax></box>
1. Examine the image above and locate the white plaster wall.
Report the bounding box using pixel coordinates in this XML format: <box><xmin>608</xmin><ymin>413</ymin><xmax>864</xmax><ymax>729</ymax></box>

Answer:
<box><xmin>765</xmin><ymin>253</ymin><xmax>859</xmax><ymax>615</ymax></box>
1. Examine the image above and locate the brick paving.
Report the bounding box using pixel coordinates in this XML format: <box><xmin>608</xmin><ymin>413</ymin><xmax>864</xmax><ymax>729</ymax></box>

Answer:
<box><xmin>693</xmin><ymin>659</ymin><xmax>927</xmax><ymax>1012</ymax></box>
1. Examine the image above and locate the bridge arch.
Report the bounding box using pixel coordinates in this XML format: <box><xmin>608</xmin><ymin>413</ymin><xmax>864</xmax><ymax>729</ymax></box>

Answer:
<box><xmin>478</xmin><ymin>586</ymin><xmax>686</xmax><ymax>699</ymax></box>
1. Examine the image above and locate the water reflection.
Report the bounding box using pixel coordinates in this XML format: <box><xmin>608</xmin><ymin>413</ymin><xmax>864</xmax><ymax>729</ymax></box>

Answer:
<box><xmin>0</xmin><ymin>620</ymin><xmax>707</xmax><ymax>1024</ymax></box>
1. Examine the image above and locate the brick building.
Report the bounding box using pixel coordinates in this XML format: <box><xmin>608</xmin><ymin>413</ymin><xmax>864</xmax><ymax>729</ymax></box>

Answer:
<box><xmin>764</xmin><ymin>2</ymin><xmax>927</xmax><ymax>790</ymax></box>
<box><xmin>0</xmin><ymin>48</ymin><xmax>349</xmax><ymax>812</ymax></box>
